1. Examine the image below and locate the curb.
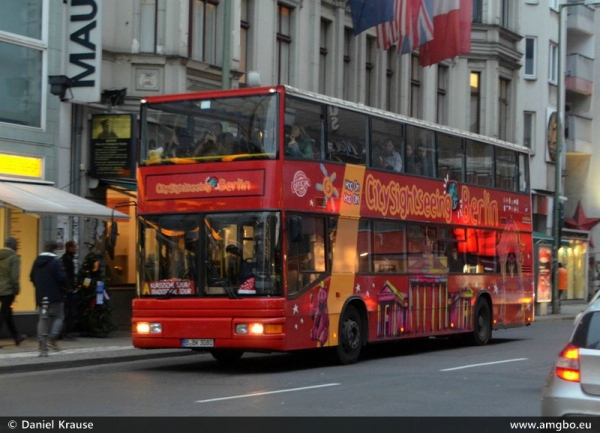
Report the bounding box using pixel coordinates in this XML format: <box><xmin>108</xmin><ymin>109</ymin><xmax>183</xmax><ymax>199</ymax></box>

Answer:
<box><xmin>0</xmin><ymin>349</ymin><xmax>200</xmax><ymax>375</ymax></box>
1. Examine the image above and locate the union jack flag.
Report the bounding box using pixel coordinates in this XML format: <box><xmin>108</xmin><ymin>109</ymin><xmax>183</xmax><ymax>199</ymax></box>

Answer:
<box><xmin>376</xmin><ymin>0</ymin><xmax>435</xmax><ymax>54</ymax></box>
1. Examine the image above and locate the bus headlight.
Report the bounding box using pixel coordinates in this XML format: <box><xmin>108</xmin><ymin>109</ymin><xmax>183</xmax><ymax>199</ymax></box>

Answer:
<box><xmin>235</xmin><ymin>323</ymin><xmax>283</xmax><ymax>335</ymax></box>
<box><xmin>135</xmin><ymin>322</ymin><xmax>162</xmax><ymax>334</ymax></box>
<box><xmin>249</xmin><ymin>323</ymin><xmax>264</xmax><ymax>334</ymax></box>
<box><xmin>236</xmin><ymin>324</ymin><xmax>248</xmax><ymax>334</ymax></box>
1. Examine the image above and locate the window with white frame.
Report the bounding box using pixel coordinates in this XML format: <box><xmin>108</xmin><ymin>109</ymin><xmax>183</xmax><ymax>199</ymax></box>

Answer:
<box><xmin>523</xmin><ymin>111</ymin><xmax>535</xmax><ymax>150</ymax></box>
<box><xmin>437</xmin><ymin>65</ymin><xmax>449</xmax><ymax>125</ymax></box>
<box><xmin>343</xmin><ymin>28</ymin><xmax>353</xmax><ymax>101</ymax></box>
<box><xmin>524</xmin><ymin>37</ymin><xmax>536</xmax><ymax>79</ymax></box>
<box><xmin>239</xmin><ymin>0</ymin><xmax>250</xmax><ymax>84</ymax></box>
<box><xmin>470</xmin><ymin>71</ymin><xmax>481</xmax><ymax>134</ymax></box>
<box><xmin>190</xmin><ymin>0</ymin><xmax>219</xmax><ymax>64</ymax></box>
<box><xmin>319</xmin><ymin>19</ymin><xmax>330</xmax><ymax>95</ymax></box>
<box><xmin>386</xmin><ymin>48</ymin><xmax>397</xmax><ymax>112</ymax></box>
<box><xmin>140</xmin><ymin>0</ymin><xmax>157</xmax><ymax>53</ymax></box>
<box><xmin>472</xmin><ymin>0</ymin><xmax>483</xmax><ymax>23</ymax></box>
<box><xmin>0</xmin><ymin>0</ymin><xmax>44</xmax><ymax>128</ymax></box>
<box><xmin>410</xmin><ymin>55</ymin><xmax>421</xmax><ymax>118</ymax></box>
<box><xmin>276</xmin><ymin>4</ymin><xmax>292</xmax><ymax>85</ymax></box>
<box><xmin>549</xmin><ymin>42</ymin><xmax>558</xmax><ymax>84</ymax></box>
<box><xmin>498</xmin><ymin>78</ymin><xmax>510</xmax><ymax>141</ymax></box>
<box><xmin>501</xmin><ymin>0</ymin><xmax>510</xmax><ymax>28</ymax></box>
<box><xmin>365</xmin><ymin>36</ymin><xmax>375</xmax><ymax>107</ymax></box>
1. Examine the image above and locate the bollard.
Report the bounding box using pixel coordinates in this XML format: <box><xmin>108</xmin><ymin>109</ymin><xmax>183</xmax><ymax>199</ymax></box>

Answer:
<box><xmin>39</xmin><ymin>297</ymin><xmax>49</xmax><ymax>357</ymax></box>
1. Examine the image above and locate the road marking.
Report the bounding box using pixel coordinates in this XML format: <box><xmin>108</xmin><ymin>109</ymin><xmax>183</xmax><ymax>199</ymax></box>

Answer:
<box><xmin>196</xmin><ymin>383</ymin><xmax>341</xmax><ymax>403</ymax></box>
<box><xmin>440</xmin><ymin>358</ymin><xmax>528</xmax><ymax>371</ymax></box>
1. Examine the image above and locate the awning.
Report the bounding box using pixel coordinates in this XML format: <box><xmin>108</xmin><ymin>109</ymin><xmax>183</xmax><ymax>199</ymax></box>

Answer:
<box><xmin>0</xmin><ymin>180</ymin><xmax>129</xmax><ymax>219</ymax></box>
<box><xmin>102</xmin><ymin>179</ymin><xmax>137</xmax><ymax>192</ymax></box>
<box><xmin>533</xmin><ymin>231</ymin><xmax>553</xmax><ymax>242</ymax></box>
<box><xmin>533</xmin><ymin>231</ymin><xmax>570</xmax><ymax>247</ymax></box>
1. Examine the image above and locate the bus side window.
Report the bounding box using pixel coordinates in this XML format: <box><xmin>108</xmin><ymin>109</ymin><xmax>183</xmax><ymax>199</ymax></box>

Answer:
<box><xmin>285</xmin><ymin>96</ymin><xmax>324</xmax><ymax>160</ymax></box>
<box><xmin>286</xmin><ymin>215</ymin><xmax>326</xmax><ymax>296</ymax></box>
<box><xmin>326</xmin><ymin>106</ymin><xmax>366</xmax><ymax>166</ymax></box>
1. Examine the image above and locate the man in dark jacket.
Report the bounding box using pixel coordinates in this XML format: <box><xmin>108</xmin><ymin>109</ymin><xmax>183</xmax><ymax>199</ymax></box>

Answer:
<box><xmin>30</xmin><ymin>241</ymin><xmax>68</xmax><ymax>356</ymax></box>
<box><xmin>0</xmin><ymin>237</ymin><xmax>24</xmax><ymax>348</ymax></box>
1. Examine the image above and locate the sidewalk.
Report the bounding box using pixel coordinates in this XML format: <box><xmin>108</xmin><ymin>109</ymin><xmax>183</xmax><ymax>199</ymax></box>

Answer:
<box><xmin>0</xmin><ymin>331</ymin><xmax>196</xmax><ymax>374</ymax></box>
<box><xmin>0</xmin><ymin>300</ymin><xmax>588</xmax><ymax>374</ymax></box>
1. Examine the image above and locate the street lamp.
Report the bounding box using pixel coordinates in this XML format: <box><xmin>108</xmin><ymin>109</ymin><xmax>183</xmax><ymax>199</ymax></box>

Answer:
<box><xmin>551</xmin><ymin>0</ymin><xmax>600</xmax><ymax>314</ymax></box>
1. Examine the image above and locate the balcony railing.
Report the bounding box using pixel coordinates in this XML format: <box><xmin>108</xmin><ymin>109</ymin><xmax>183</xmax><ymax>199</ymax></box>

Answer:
<box><xmin>567</xmin><ymin>4</ymin><xmax>596</xmax><ymax>36</ymax></box>
<box><xmin>565</xmin><ymin>114</ymin><xmax>593</xmax><ymax>154</ymax></box>
<box><xmin>565</xmin><ymin>53</ymin><xmax>594</xmax><ymax>96</ymax></box>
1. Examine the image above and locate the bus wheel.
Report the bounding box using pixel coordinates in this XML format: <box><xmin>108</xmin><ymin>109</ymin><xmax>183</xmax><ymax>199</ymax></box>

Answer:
<box><xmin>470</xmin><ymin>299</ymin><xmax>492</xmax><ymax>346</ymax></box>
<box><xmin>210</xmin><ymin>349</ymin><xmax>244</xmax><ymax>363</ymax></box>
<box><xmin>336</xmin><ymin>305</ymin><xmax>362</xmax><ymax>365</ymax></box>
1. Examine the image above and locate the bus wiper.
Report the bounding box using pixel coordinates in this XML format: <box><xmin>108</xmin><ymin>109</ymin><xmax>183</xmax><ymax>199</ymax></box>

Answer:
<box><xmin>160</xmin><ymin>285</ymin><xmax>177</xmax><ymax>299</ymax></box>
<box><xmin>222</xmin><ymin>281</ymin><xmax>239</xmax><ymax>299</ymax></box>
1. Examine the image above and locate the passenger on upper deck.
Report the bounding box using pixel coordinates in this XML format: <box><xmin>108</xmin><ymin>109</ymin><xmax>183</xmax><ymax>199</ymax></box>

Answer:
<box><xmin>405</xmin><ymin>144</ymin><xmax>416</xmax><ymax>174</ymax></box>
<box><xmin>377</xmin><ymin>138</ymin><xmax>402</xmax><ymax>172</ymax></box>
<box><xmin>165</xmin><ymin>127</ymin><xmax>198</xmax><ymax>158</ymax></box>
<box><xmin>285</xmin><ymin>125</ymin><xmax>313</xmax><ymax>159</ymax></box>
<box><xmin>194</xmin><ymin>122</ymin><xmax>226</xmax><ymax>157</ymax></box>
<box><xmin>415</xmin><ymin>144</ymin><xmax>434</xmax><ymax>177</ymax></box>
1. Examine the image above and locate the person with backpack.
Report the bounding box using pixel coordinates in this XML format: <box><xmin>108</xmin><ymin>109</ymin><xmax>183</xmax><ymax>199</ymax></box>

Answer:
<box><xmin>30</xmin><ymin>241</ymin><xmax>68</xmax><ymax>356</ymax></box>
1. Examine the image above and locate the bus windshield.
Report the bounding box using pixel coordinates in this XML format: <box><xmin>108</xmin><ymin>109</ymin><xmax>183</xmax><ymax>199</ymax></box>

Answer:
<box><xmin>141</xmin><ymin>93</ymin><xmax>279</xmax><ymax>165</ymax></box>
<box><xmin>139</xmin><ymin>211</ymin><xmax>282</xmax><ymax>298</ymax></box>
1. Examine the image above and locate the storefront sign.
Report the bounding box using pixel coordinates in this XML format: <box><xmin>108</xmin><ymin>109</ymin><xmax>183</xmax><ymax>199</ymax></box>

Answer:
<box><xmin>90</xmin><ymin>114</ymin><xmax>135</xmax><ymax>179</ymax></box>
<box><xmin>0</xmin><ymin>153</ymin><xmax>43</xmax><ymax>179</ymax></box>
<box><xmin>68</xmin><ymin>0</ymin><xmax>102</xmax><ymax>102</ymax></box>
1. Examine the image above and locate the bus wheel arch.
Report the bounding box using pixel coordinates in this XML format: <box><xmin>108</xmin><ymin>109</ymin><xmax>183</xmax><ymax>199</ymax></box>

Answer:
<box><xmin>335</xmin><ymin>300</ymin><xmax>368</xmax><ymax>365</ymax></box>
<box><xmin>470</xmin><ymin>295</ymin><xmax>492</xmax><ymax>346</ymax></box>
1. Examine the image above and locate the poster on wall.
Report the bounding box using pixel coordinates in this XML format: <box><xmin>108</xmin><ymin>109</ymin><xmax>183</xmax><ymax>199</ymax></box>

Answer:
<box><xmin>537</xmin><ymin>246</ymin><xmax>552</xmax><ymax>303</ymax></box>
<box><xmin>90</xmin><ymin>114</ymin><xmax>135</xmax><ymax>179</ymax></box>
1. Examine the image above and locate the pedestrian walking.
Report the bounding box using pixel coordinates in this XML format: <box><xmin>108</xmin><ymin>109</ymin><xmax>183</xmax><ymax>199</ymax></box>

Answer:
<box><xmin>0</xmin><ymin>237</ymin><xmax>25</xmax><ymax>348</ymax></box>
<box><xmin>30</xmin><ymin>241</ymin><xmax>68</xmax><ymax>356</ymax></box>
<box><xmin>558</xmin><ymin>262</ymin><xmax>568</xmax><ymax>300</ymax></box>
<box><xmin>61</xmin><ymin>240</ymin><xmax>78</xmax><ymax>340</ymax></box>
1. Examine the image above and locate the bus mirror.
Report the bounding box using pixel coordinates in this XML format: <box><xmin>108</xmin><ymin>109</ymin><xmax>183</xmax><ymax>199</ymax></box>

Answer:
<box><xmin>287</xmin><ymin>216</ymin><xmax>303</xmax><ymax>243</ymax></box>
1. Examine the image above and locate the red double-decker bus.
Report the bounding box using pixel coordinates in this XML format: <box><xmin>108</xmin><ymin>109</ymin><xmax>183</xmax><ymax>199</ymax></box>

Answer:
<box><xmin>132</xmin><ymin>85</ymin><xmax>533</xmax><ymax>364</ymax></box>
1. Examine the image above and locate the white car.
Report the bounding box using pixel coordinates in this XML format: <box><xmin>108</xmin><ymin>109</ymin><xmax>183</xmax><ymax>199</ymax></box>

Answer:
<box><xmin>574</xmin><ymin>289</ymin><xmax>600</xmax><ymax>325</ymax></box>
<box><xmin>541</xmin><ymin>297</ymin><xmax>600</xmax><ymax>416</ymax></box>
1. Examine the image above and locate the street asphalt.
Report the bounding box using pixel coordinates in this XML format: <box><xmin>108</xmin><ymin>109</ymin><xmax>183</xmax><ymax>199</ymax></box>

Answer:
<box><xmin>0</xmin><ymin>300</ymin><xmax>588</xmax><ymax>374</ymax></box>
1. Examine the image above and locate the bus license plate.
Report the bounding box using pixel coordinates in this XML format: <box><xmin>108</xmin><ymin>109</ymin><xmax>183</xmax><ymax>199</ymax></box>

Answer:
<box><xmin>183</xmin><ymin>339</ymin><xmax>214</xmax><ymax>348</ymax></box>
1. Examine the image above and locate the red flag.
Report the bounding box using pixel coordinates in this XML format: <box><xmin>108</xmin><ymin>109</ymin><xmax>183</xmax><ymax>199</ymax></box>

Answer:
<box><xmin>418</xmin><ymin>0</ymin><xmax>472</xmax><ymax>67</ymax></box>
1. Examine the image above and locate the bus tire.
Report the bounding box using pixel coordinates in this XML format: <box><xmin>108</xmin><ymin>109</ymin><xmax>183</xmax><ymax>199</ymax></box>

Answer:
<box><xmin>470</xmin><ymin>299</ymin><xmax>492</xmax><ymax>346</ymax></box>
<box><xmin>336</xmin><ymin>305</ymin><xmax>362</xmax><ymax>365</ymax></box>
<box><xmin>210</xmin><ymin>349</ymin><xmax>244</xmax><ymax>363</ymax></box>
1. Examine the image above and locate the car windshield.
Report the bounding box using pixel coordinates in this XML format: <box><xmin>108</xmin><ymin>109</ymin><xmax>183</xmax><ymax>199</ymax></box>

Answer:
<box><xmin>139</xmin><ymin>211</ymin><xmax>282</xmax><ymax>298</ymax></box>
<box><xmin>572</xmin><ymin>311</ymin><xmax>600</xmax><ymax>350</ymax></box>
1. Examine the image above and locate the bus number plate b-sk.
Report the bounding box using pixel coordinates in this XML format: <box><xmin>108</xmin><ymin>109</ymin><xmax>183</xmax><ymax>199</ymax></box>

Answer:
<box><xmin>183</xmin><ymin>339</ymin><xmax>214</xmax><ymax>348</ymax></box>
